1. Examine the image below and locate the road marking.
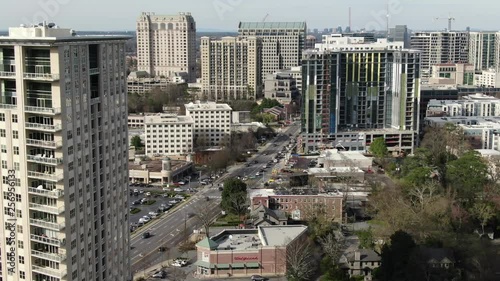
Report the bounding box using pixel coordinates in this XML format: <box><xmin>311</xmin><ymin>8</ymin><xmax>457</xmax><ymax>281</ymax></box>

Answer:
<box><xmin>170</xmin><ymin>233</ymin><xmax>175</xmax><ymax>237</ymax></box>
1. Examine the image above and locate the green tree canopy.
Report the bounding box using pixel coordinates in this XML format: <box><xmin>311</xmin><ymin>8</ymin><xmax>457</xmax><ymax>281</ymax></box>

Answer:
<box><xmin>220</xmin><ymin>178</ymin><xmax>247</xmax><ymax>213</ymax></box>
<box><xmin>130</xmin><ymin>135</ymin><xmax>143</xmax><ymax>149</ymax></box>
<box><xmin>369</xmin><ymin>137</ymin><xmax>388</xmax><ymax>158</ymax></box>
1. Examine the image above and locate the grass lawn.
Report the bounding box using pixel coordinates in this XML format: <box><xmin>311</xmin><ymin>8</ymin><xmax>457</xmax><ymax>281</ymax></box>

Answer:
<box><xmin>130</xmin><ymin>208</ymin><xmax>141</xmax><ymax>214</ymax></box>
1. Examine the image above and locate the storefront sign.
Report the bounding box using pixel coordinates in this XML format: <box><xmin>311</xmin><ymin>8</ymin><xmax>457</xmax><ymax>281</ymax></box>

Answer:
<box><xmin>234</xmin><ymin>256</ymin><xmax>259</xmax><ymax>261</ymax></box>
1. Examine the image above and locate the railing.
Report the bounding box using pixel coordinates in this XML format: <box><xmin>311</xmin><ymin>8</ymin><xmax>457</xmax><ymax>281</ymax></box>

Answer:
<box><xmin>30</xmin><ymin>234</ymin><xmax>64</xmax><ymax>247</ymax></box>
<box><xmin>23</xmin><ymin>73</ymin><xmax>60</xmax><ymax>80</ymax></box>
<box><xmin>28</xmin><ymin>187</ymin><xmax>64</xmax><ymax>198</ymax></box>
<box><xmin>31</xmin><ymin>250</ymin><xmax>66</xmax><ymax>262</ymax></box>
<box><xmin>27</xmin><ymin>171</ymin><xmax>64</xmax><ymax>182</ymax></box>
<box><xmin>0</xmin><ymin>103</ymin><xmax>17</xmax><ymax>109</ymax></box>
<box><xmin>27</xmin><ymin>155</ymin><xmax>63</xmax><ymax>165</ymax></box>
<box><xmin>29</xmin><ymin>202</ymin><xmax>64</xmax><ymax>214</ymax></box>
<box><xmin>25</xmin><ymin>106</ymin><xmax>61</xmax><ymax>114</ymax></box>
<box><xmin>26</xmin><ymin>139</ymin><xmax>63</xmax><ymax>148</ymax></box>
<box><xmin>0</xmin><ymin>71</ymin><xmax>15</xmax><ymax>77</ymax></box>
<box><xmin>25</xmin><ymin>122</ymin><xmax>62</xmax><ymax>132</ymax></box>
<box><xmin>32</xmin><ymin>265</ymin><xmax>67</xmax><ymax>278</ymax></box>
<box><xmin>90</xmin><ymin>97</ymin><xmax>100</xmax><ymax>105</ymax></box>
<box><xmin>29</xmin><ymin>219</ymin><xmax>65</xmax><ymax>231</ymax></box>
<box><xmin>89</xmin><ymin>68</ymin><xmax>100</xmax><ymax>75</ymax></box>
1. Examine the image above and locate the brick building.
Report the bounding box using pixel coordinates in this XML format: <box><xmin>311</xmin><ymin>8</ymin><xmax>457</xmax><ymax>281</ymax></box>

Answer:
<box><xmin>194</xmin><ymin>225</ymin><xmax>308</xmax><ymax>278</ymax></box>
<box><xmin>250</xmin><ymin>190</ymin><xmax>343</xmax><ymax>222</ymax></box>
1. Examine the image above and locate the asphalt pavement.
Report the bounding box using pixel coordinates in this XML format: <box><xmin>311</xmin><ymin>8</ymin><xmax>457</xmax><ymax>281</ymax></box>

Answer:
<box><xmin>130</xmin><ymin>123</ymin><xmax>302</xmax><ymax>275</ymax></box>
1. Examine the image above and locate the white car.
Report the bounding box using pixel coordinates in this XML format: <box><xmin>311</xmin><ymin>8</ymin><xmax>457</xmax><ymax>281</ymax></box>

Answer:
<box><xmin>145</xmin><ymin>192</ymin><xmax>151</xmax><ymax>197</ymax></box>
<box><xmin>148</xmin><ymin>212</ymin><xmax>158</xmax><ymax>218</ymax></box>
<box><xmin>178</xmin><ymin>181</ymin><xmax>185</xmax><ymax>185</ymax></box>
<box><xmin>142</xmin><ymin>216</ymin><xmax>151</xmax><ymax>223</ymax></box>
<box><xmin>172</xmin><ymin>260</ymin><xmax>187</xmax><ymax>267</ymax></box>
<box><xmin>174</xmin><ymin>188</ymin><xmax>183</xmax><ymax>192</ymax></box>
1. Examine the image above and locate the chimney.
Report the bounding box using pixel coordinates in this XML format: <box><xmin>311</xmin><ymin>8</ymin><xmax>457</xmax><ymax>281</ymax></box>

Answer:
<box><xmin>354</xmin><ymin>251</ymin><xmax>361</xmax><ymax>261</ymax></box>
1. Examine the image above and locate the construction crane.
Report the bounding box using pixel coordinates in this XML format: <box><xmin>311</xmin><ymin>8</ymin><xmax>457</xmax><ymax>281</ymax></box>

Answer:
<box><xmin>262</xmin><ymin>14</ymin><xmax>269</xmax><ymax>22</ymax></box>
<box><xmin>434</xmin><ymin>15</ymin><xmax>455</xmax><ymax>31</ymax></box>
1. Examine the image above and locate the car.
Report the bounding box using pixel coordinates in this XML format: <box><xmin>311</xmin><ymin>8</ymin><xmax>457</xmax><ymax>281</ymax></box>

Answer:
<box><xmin>142</xmin><ymin>232</ymin><xmax>151</xmax><ymax>239</ymax></box>
<box><xmin>158</xmin><ymin>247</ymin><xmax>166</xmax><ymax>252</ymax></box>
<box><xmin>200</xmin><ymin>181</ymin><xmax>208</xmax><ymax>185</ymax></box>
<box><xmin>187</xmin><ymin>213</ymin><xmax>195</xmax><ymax>218</ymax></box>
<box><xmin>172</xmin><ymin>259</ymin><xmax>188</xmax><ymax>267</ymax></box>
<box><xmin>174</xmin><ymin>195</ymin><xmax>185</xmax><ymax>200</ymax></box>
<box><xmin>178</xmin><ymin>181</ymin><xmax>185</xmax><ymax>185</ymax></box>
<box><xmin>152</xmin><ymin>270</ymin><xmax>166</xmax><ymax>278</ymax></box>
<box><xmin>251</xmin><ymin>275</ymin><xmax>267</xmax><ymax>281</ymax></box>
<box><xmin>142</xmin><ymin>216</ymin><xmax>151</xmax><ymax>222</ymax></box>
<box><xmin>169</xmin><ymin>200</ymin><xmax>178</xmax><ymax>204</ymax></box>
<box><xmin>133</xmin><ymin>189</ymin><xmax>139</xmax><ymax>193</ymax></box>
<box><xmin>145</xmin><ymin>192</ymin><xmax>151</xmax><ymax>197</ymax></box>
<box><xmin>149</xmin><ymin>211</ymin><xmax>159</xmax><ymax>218</ymax></box>
<box><xmin>255</xmin><ymin>172</ymin><xmax>260</xmax><ymax>176</ymax></box>
<box><xmin>173</xmin><ymin>188</ymin><xmax>183</xmax><ymax>192</ymax></box>
<box><xmin>139</xmin><ymin>190</ymin><xmax>145</xmax><ymax>194</ymax></box>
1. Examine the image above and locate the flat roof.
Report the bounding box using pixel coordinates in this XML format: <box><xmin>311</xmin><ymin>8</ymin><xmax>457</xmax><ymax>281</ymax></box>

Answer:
<box><xmin>184</xmin><ymin>101</ymin><xmax>232</xmax><ymax>111</ymax></box>
<box><xmin>476</xmin><ymin>149</ymin><xmax>500</xmax><ymax>156</ymax></box>
<box><xmin>259</xmin><ymin>225</ymin><xmax>308</xmax><ymax>246</ymax></box>
<box><xmin>128</xmin><ymin>159</ymin><xmax>191</xmax><ymax>172</ymax></box>
<box><xmin>238</xmin><ymin>22</ymin><xmax>306</xmax><ymax>30</ymax></box>
<box><xmin>144</xmin><ymin>114</ymin><xmax>194</xmax><ymax>125</ymax></box>
<box><xmin>320</xmin><ymin>149</ymin><xmax>371</xmax><ymax>161</ymax></box>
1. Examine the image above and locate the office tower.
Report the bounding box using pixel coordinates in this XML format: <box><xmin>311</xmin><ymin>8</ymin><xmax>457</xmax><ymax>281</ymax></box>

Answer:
<box><xmin>410</xmin><ymin>31</ymin><xmax>469</xmax><ymax>79</ymax></box>
<box><xmin>200</xmin><ymin>36</ymin><xmax>262</xmax><ymax>101</ymax></box>
<box><xmin>0</xmin><ymin>24</ymin><xmax>130</xmax><ymax>281</ymax></box>
<box><xmin>388</xmin><ymin>25</ymin><xmax>410</xmax><ymax>48</ymax></box>
<box><xmin>301</xmin><ymin>39</ymin><xmax>421</xmax><ymax>154</ymax></box>
<box><xmin>185</xmin><ymin>101</ymin><xmax>232</xmax><ymax>148</ymax></box>
<box><xmin>336</xmin><ymin>26</ymin><xmax>343</xmax><ymax>34</ymax></box>
<box><xmin>468</xmin><ymin>32</ymin><xmax>497</xmax><ymax>71</ymax></box>
<box><xmin>136</xmin><ymin>12</ymin><xmax>197</xmax><ymax>82</ymax></box>
<box><xmin>238</xmin><ymin>22</ymin><xmax>307</xmax><ymax>81</ymax></box>
<box><xmin>144</xmin><ymin>114</ymin><xmax>194</xmax><ymax>156</ymax></box>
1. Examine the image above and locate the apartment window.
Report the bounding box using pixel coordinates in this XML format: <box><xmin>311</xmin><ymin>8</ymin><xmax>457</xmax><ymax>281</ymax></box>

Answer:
<box><xmin>18</xmin><ymin>240</ymin><xmax>23</xmax><ymax>248</ymax></box>
<box><xmin>12</xmin><ymin>131</ymin><xmax>18</xmax><ymax>139</ymax></box>
<box><xmin>1</xmin><ymin>161</ymin><xmax>6</xmax><ymax>169</ymax></box>
<box><xmin>19</xmin><ymin>256</ymin><xmax>24</xmax><ymax>264</ymax></box>
<box><xmin>19</xmin><ymin>271</ymin><xmax>25</xmax><ymax>279</ymax></box>
<box><xmin>0</xmin><ymin>129</ymin><xmax>5</xmax><ymax>137</ymax></box>
<box><xmin>13</xmin><ymin>147</ymin><xmax>19</xmax><ymax>155</ymax></box>
<box><xmin>68</xmin><ymin>146</ymin><xmax>74</xmax><ymax>155</ymax></box>
<box><xmin>12</xmin><ymin>114</ymin><xmax>17</xmax><ymax>123</ymax></box>
<box><xmin>67</xmin><ymin>130</ymin><xmax>73</xmax><ymax>140</ymax></box>
<box><xmin>0</xmin><ymin>113</ymin><xmax>4</xmax><ymax>121</ymax></box>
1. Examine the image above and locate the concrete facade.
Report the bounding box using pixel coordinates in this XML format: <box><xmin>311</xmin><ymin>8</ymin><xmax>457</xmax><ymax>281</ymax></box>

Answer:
<box><xmin>144</xmin><ymin>114</ymin><xmax>194</xmax><ymax>156</ymax></box>
<box><xmin>185</xmin><ymin>101</ymin><xmax>232</xmax><ymax>148</ymax></box>
<box><xmin>0</xmin><ymin>24</ymin><xmax>130</xmax><ymax>281</ymax></box>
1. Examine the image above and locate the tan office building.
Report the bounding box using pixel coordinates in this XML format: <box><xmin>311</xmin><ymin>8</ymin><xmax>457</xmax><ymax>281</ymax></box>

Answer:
<box><xmin>0</xmin><ymin>24</ymin><xmax>130</xmax><ymax>281</ymax></box>
<box><xmin>136</xmin><ymin>12</ymin><xmax>197</xmax><ymax>82</ymax></box>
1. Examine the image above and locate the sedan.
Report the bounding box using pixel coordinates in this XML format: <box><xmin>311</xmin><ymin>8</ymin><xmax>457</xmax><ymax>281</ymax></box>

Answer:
<box><xmin>152</xmin><ymin>270</ymin><xmax>166</xmax><ymax>278</ymax></box>
<box><xmin>251</xmin><ymin>275</ymin><xmax>267</xmax><ymax>281</ymax></box>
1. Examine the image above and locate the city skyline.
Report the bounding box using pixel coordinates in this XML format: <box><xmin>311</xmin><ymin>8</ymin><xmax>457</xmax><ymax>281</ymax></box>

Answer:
<box><xmin>1</xmin><ymin>0</ymin><xmax>499</xmax><ymax>31</ymax></box>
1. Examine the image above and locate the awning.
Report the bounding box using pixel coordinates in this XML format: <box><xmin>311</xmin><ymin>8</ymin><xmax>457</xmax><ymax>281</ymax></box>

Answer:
<box><xmin>246</xmin><ymin>262</ymin><xmax>260</xmax><ymax>268</ymax></box>
<box><xmin>194</xmin><ymin>260</ymin><xmax>215</xmax><ymax>269</ymax></box>
<box><xmin>231</xmin><ymin>263</ymin><xmax>245</xmax><ymax>268</ymax></box>
<box><xmin>216</xmin><ymin>264</ymin><xmax>230</xmax><ymax>269</ymax></box>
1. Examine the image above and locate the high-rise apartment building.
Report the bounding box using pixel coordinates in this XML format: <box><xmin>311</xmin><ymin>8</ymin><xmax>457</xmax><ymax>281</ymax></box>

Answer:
<box><xmin>200</xmin><ymin>36</ymin><xmax>262</xmax><ymax>101</ymax></box>
<box><xmin>185</xmin><ymin>101</ymin><xmax>232</xmax><ymax>148</ymax></box>
<box><xmin>136</xmin><ymin>12</ymin><xmax>196</xmax><ymax>82</ymax></box>
<box><xmin>301</xmin><ymin>39</ymin><xmax>421</xmax><ymax>154</ymax></box>
<box><xmin>468</xmin><ymin>32</ymin><xmax>497</xmax><ymax>71</ymax></box>
<box><xmin>238</xmin><ymin>22</ymin><xmax>307</xmax><ymax>81</ymax></box>
<box><xmin>410</xmin><ymin>31</ymin><xmax>469</xmax><ymax>79</ymax></box>
<box><xmin>0</xmin><ymin>24</ymin><xmax>130</xmax><ymax>281</ymax></box>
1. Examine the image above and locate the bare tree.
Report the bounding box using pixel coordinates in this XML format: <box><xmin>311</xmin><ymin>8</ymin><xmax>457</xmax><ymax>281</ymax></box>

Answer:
<box><xmin>285</xmin><ymin>239</ymin><xmax>316</xmax><ymax>281</ymax></box>
<box><xmin>318</xmin><ymin>232</ymin><xmax>344</xmax><ymax>265</ymax></box>
<box><xmin>191</xmin><ymin>199</ymin><xmax>216</xmax><ymax>237</ymax></box>
<box><xmin>471</xmin><ymin>201</ymin><xmax>496</xmax><ymax>237</ymax></box>
<box><xmin>407</xmin><ymin>181</ymin><xmax>440</xmax><ymax>211</ymax></box>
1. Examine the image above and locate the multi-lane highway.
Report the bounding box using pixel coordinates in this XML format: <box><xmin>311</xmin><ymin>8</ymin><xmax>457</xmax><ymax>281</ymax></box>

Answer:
<box><xmin>130</xmin><ymin>123</ymin><xmax>301</xmax><ymax>273</ymax></box>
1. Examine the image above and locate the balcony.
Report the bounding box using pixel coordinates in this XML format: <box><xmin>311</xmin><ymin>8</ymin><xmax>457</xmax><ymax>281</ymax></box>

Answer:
<box><xmin>26</xmin><ymin>139</ymin><xmax>63</xmax><ymax>149</ymax></box>
<box><xmin>23</xmin><ymin>73</ymin><xmax>60</xmax><ymax>81</ymax></box>
<box><xmin>27</xmin><ymin>155</ymin><xmax>63</xmax><ymax>165</ymax></box>
<box><xmin>27</xmin><ymin>171</ymin><xmax>64</xmax><ymax>182</ymax></box>
<box><xmin>89</xmin><ymin>68</ymin><xmax>99</xmax><ymax>75</ymax></box>
<box><xmin>31</xmin><ymin>249</ymin><xmax>66</xmax><ymax>262</ymax></box>
<box><xmin>25</xmin><ymin>122</ymin><xmax>62</xmax><ymax>132</ymax></box>
<box><xmin>29</xmin><ymin>203</ymin><xmax>64</xmax><ymax>214</ymax></box>
<box><xmin>30</xmin><ymin>234</ymin><xmax>65</xmax><ymax>247</ymax></box>
<box><xmin>0</xmin><ymin>103</ymin><xmax>16</xmax><ymax>110</ymax></box>
<box><xmin>25</xmin><ymin>106</ymin><xmax>61</xmax><ymax>115</ymax></box>
<box><xmin>29</xmin><ymin>218</ymin><xmax>65</xmax><ymax>231</ymax></box>
<box><xmin>90</xmin><ymin>97</ymin><xmax>100</xmax><ymax>105</ymax></box>
<box><xmin>28</xmin><ymin>187</ymin><xmax>64</xmax><ymax>198</ymax></box>
<box><xmin>32</xmin><ymin>265</ymin><xmax>67</xmax><ymax>278</ymax></box>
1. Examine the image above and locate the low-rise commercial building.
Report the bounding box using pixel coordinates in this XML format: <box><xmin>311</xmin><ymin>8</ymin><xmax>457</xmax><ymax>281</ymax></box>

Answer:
<box><xmin>128</xmin><ymin>114</ymin><xmax>146</xmax><ymax>128</ymax></box>
<box><xmin>128</xmin><ymin>157</ymin><xmax>193</xmax><ymax>184</ymax></box>
<box><xmin>144</xmin><ymin>114</ymin><xmax>194</xmax><ymax>156</ymax></box>
<box><xmin>185</xmin><ymin>101</ymin><xmax>232</xmax><ymax>148</ymax></box>
<box><xmin>250</xmin><ymin>189</ymin><xmax>343</xmax><ymax>222</ymax></box>
<box><xmin>194</xmin><ymin>225</ymin><xmax>308</xmax><ymax>278</ymax></box>
<box><xmin>317</xmin><ymin>149</ymin><xmax>373</xmax><ymax>170</ymax></box>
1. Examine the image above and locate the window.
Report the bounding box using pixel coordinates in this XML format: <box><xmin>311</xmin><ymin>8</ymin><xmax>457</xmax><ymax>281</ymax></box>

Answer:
<box><xmin>13</xmin><ymin>147</ymin><xmax>19</xmax><ymax>155</ymax></box>
<box><xmin>12</xmin><ymin>114</ymin><xmax>17</xmax><ymax>123</ymax></box>
<box><xmin>0</xmin><ymin>129</ymin><xmax>5</xmax><ymax>137</ymax></box>
<box><xmin>0</xmin><ymin>113</ymin><xmax>4</xmax><ymax>121</ymax></box>
<box><xmin>12</xmin><ymin>131</ymin><xmax>18</xmax><ymax>139</ymax></box>
<box><xmin>19</xmin><ymin>271</ymin><xmax>25</xmax><ymax>279</ymax></box>
<box><xmin>14</xmin><ymin>162</ymin><xmax>19</xmax><ymax>171</ymax></box>
<box><xmin>19</xmin><ymin>256</ymin><xmax>24</xmax><ymax>264</ymax></box>
<box><xmin>18</xmin><ymin>240</ymin><xmax>23</xmax><ymax>248</ymax></box>
<box><xmin>1</xmin><ymin>160</ymin><xmax>6</xmax><ymax>169</ymax></box>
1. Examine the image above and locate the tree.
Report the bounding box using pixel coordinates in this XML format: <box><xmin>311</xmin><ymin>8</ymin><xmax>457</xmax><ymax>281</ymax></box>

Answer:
<box><xmin>130</xmin><ymin>135</ymin><xmax>143</xmax><ymax>149</ymax></box>
<box><xmin>227</xmin><ymin>192</ymin><xmax>249</xmax><ymax>221</ymax></box>
<box><xmin>220</xmin><ymin>178</ymin><xmax>247</xmax><ymax>214</ymax></box>
<box><xmin>191</xmin><ymin>200</ymin><xmax>216</xmax><ymax>237</ymax></box>
<box><xmin>471</xmin><ymin>201</ymin><xmax>496</xmax><ymax>236</ymax></box>
<box><xmin>375</xmin><ymin>230</ymin><xmax>416</xmax><ymax>281</ymax></box>
<box><xmin>369</xmin><ymin>137</ymin><xmax>388</xmax><ymax>158</ymax></box>
<box><xmin>285</xmin><ymin>239</ymin><xmax>316</xmax><ymax>281</ymax></box>
<box><xmin>319</xmin><ymin>232</ymin><xmax>344</xmax><ymax>264</ymax></box>
<box><xmin>357</xmin><ymin>228</ymin><xmax>375</xmax><ymax>249</ymax></box>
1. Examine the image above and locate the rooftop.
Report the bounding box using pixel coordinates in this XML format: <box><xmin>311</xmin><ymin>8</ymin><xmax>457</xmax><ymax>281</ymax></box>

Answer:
<box><xmin>144</xmin><ymin>114</ymin><xmax>194</xmax><ymax>125</ymax></box>
<box><xmin>249</xmin><ymin>188</ymin><xmax>344</xmax><ymax>199</ymax></box>
<box><xmin>319</xmin><ymin>149</ymin><xmax>371</xmax><ymax>161</ymax></box>
<box><xmin>184</xmin><ymin>101</ymin><xmax>232</xmax><ymax>111</ymax></box>
<box><xmin>204</xmin><ymin>225</ymin><xmax>308</xmax><ymax>251</ymax></box>
<box><xmin>128</xmin><ymin>158</ymin><xmax>191</xmax><ymax>172</ymax></box>
<box><xmin>345</xmin><ymin>249</ymin><xmax>381</xmax><ymax>262</ymax></box>
<box><xmin>238</xmin><ymin>22</ymin><xmax>306</xmax><ymax>30</ymax></box>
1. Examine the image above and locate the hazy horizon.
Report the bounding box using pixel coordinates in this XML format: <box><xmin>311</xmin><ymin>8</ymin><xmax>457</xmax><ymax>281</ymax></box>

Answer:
<box><xmin>1</xmin><ymin>0</ymin><xmax>499</xmax><ymax>32</ymax></box>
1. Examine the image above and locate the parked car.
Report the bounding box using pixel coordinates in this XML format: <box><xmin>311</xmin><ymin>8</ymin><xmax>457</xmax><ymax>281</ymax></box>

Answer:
<box><xmin>174</xmin><ymin>188</ymin><xmax>183</xmax><ymax>192</ymax></box>
<box><xmin>178</xmin><ymin>181</ymin><xmax>185</xmax><ymax>185</ymax></box>
<box><xmin>152</xmin><ymin>270</ymin><xmax>166</xmax><ymax>278</ymax></box>
<box><xmin>251</xmin><ymin>275</ymin><xmax>267</xmax><ymax>281</ymax></box>
<box><xmin>142</xmin><ymin>216</ymin><xmax>151</xmax><ymax>223</ymax></box>
<box><xmin>142</xmin><ymin>232</ymin><xmax>151</xmax><ymax>239</ymax></box>
<box><xmin>145</xmin><ymin>192</ymin><xmax>151</xmax><ymax>197</ymax></box>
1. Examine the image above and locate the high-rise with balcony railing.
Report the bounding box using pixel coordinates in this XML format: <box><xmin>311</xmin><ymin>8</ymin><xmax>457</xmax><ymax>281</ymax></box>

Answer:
<box><xmin>0</xmin><ymin>23</ymin><xmax>131</xmax><ymax>281</ymax></box>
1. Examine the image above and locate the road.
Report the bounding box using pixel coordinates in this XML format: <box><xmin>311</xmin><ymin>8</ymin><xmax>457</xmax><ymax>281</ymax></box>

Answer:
<box><xmin>130</xmin><ymin>123</ymin><xmax>301</xmax><ymax>273</ymax></box>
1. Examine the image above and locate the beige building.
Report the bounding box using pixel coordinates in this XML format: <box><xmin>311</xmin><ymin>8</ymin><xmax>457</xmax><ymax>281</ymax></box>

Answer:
<box><xmin>128</xmin><ymin>157</ymin><xmax>193</xmax><ymax>184</ymax></box>
<box><xmin>136</xmin><ymin>12</ymin><xmax>197</xmax><ymax>82</ymax></box>
<box><xmin>144</xmin><ymin>114</ymin><xmax>194</xmax><ymax>156</ymax></box>
<box><xmin>200</xmin><ymin>36</ymin><xmax>262</xmax><ymax>101</ymax></box>
<box><xmin>185</xmin><ymin>101</ymin><xmax>232</xmax><ymax>148</ymax></box>
<box><xmin>128</xmin><ymin>114</ymin><xmax>145</xmax><ymax>128</ymax></box>
<box><xmin>410</xmin><ymin>31</ymin><xmax>469</xmax><ymax>79</ymax></box>
<box><xmin>238</xmin><ymin>22</ymin><xmax>307</xmax><ymax>81</ymax></box>
<box><xmin>474</xmin><ymin>69</ymin><xmax>500</xmax><ymax>88</ymax></box>
<box><xmin>429</xmin><ymin>63</ymin><xmax>475</xmax><ymax>85</ymax></box>
<box><xmin>0</xmin><ymin>24</ymin><xmax>130</xmax><ymax>281</ymax></box>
